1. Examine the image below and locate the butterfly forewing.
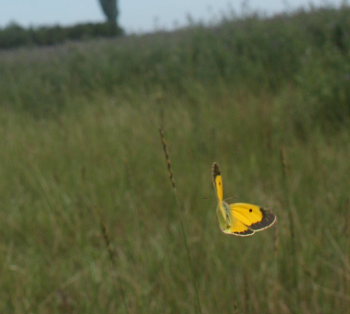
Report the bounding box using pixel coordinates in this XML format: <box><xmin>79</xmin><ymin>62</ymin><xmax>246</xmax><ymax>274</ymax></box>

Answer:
<box><xmin>249</xmin><ymin>208</ymin><xmax>277</xmax><ymax>231</ymax></box>
<box><xmin>230</xmin><ymin>203</ymin><xmax>276</xmax><ymax>231</ymax></box>
<box><xmin>212</xmin><ymin>162</ymin><xmax>224</xmax><ymax>202</ymax></box>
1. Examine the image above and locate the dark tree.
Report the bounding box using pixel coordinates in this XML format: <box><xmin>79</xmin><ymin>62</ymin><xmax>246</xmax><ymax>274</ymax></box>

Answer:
<box><xmin>99</xmin><ymin>0</ymin><xmax>119</xmax><ymax>26</ymax></box>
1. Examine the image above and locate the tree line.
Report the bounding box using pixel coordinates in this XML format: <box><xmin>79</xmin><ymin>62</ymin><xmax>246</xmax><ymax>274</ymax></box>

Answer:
<box><xmin>0</xmin><ymin>0</ymin><xmax>121</xmax><ymax>49</ymax></box>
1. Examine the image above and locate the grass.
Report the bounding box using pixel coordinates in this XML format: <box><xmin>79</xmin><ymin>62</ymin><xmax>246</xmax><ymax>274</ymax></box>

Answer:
<box><xmin>0</xmin><ymin>4</ymin><xmax>349</xmax><ymax>314</ymax></box>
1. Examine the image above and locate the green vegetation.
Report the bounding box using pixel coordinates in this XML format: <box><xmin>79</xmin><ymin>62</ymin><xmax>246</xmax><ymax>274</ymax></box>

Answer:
<box><xmin>0</xmin><ymin>22</ymin><xmax>123</xmax><ymax>49</ymax></box>
<box><xmin>0</xmin><ymin>5</ymin><xmax>349</xmax><ymax>313</ymax></box>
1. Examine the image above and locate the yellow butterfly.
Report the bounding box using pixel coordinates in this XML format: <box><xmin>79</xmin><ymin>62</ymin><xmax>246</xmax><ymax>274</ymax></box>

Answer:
<box><xmin>212</xmin><ymin>162</ymin><xmax>276</xmax><ymax>236</ymax></box>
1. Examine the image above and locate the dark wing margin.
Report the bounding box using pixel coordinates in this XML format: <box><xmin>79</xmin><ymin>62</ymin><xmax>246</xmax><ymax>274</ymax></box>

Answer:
<box><xmin>249</xmin><ymin>208</ymin><xmax>277</xmax><ymax>231</ymax></box>
<box><xmin>212</xmin><ymin>162</ymin><xmax>221</xmax><ymax>182</ymax></box>
<box><xmin>233</xmin><ymin>229</ymin><xmax>255</xmax><ymax>236</ymax></box>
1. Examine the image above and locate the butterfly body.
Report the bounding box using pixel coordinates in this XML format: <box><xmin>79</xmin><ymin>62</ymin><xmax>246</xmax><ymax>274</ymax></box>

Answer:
<box><xmin>212</xmin><ymin>162</ymin><xmax>276</xmax><ymax>236</ymax></box>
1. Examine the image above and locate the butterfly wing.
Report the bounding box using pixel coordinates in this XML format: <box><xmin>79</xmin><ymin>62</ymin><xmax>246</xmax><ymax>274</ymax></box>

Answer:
<box><xmin>213</xmin><ymin>162</ymin><xmax>236</xmax><ymax>233</ymax></box>
<box><xmin>212</xmin><ymin>162</ymin><xmax>224</xmax><ymax>202</ymax></box>
<box><xmin>212</xmin><ymin>162</ymin><xmax>277</xmax><ymax>236</ymax></box>
<box><xmin>216</xmin><ymin>201</ymin><xmax>255</xmax><ymax>236</ymax></box>
<box><xmin>230</xmin><ymin>203</ymin><xmax>276</xmax><ymax>232</ymax></box>
<box><xmin>227</xmin><ymin>218</ymin><xmax>255</xmax><ymax>236</ymax></box>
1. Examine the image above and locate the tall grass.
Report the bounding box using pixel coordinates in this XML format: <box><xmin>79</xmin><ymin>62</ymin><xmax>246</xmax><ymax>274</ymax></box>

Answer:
<box><xmin>0</xmin><ymin>5</ymin><xmax>349</xmax><ymax>314</ymax></box>
<box><xmin>159</xmin><ymin>128</ymin><xmax>202</xmax><ymax>314</ymax></box>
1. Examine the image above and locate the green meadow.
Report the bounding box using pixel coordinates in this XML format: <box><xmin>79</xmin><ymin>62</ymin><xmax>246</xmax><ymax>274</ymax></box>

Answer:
<box><xmin>0</xmin><ymin>6</ymin><xmax>349</xmax><ymax>314</ymax></box>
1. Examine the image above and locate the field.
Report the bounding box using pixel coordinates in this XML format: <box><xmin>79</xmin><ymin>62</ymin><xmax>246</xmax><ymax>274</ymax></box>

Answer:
<box><xmin>0</xmin><ymin>5</ymin><xmax>349</xmax><ymax>314</ymax></box>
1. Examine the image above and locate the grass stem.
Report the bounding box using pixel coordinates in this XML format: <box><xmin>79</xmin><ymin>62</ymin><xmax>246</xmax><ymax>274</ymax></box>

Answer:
<box><xmin>159</xmin><ymin>127</ymin><xmax>203</xmax><ymax>314</ymax></box>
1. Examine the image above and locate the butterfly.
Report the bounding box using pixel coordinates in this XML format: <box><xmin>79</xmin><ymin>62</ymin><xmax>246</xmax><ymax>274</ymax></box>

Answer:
<box><xmin>212</xmin><ymin>162</ymin><xmax>276</xmax><ymax>236</ymax></box>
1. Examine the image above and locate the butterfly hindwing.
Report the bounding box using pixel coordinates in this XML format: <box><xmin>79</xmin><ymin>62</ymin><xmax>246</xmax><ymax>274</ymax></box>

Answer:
<box><xmin>228</xmin><ymin>218</ymin><xmax>255</xmax><ymax>236</ymax></box>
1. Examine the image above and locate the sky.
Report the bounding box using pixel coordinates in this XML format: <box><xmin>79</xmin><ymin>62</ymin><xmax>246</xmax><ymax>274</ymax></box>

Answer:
<box><xmin>0</xmin><ymin>0</ymin><xmax>346</xmax><ymax>33</ymax></box>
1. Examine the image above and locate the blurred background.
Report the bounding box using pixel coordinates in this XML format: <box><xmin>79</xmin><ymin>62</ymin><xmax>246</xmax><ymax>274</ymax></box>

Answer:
<box><xmin>0</xmin><ymin>0</ymin><xmax>347</xmax><ymax>34</ymax></box>
<box><xmin>1</xmin><ymin>1</ymin><xmax>343</xmax><ymax>31</ymax></box>
<box><xmin>0</xmin><ymin>1</ymin><xmax>349</xmax><ymax>314</ymax></box>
